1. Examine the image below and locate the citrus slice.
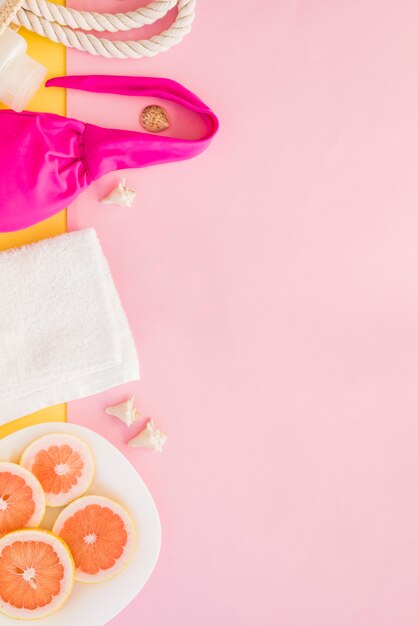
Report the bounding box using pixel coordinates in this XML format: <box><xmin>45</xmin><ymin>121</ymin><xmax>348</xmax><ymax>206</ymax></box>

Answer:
<box><xmin>20</xmin><ymin>433</ymin><xmax>95</xmax><ymax>507</ymax></box>
<box><xmin>0</xmin><ymin>529</ymin><xmax>74</xmax><ymax>620</ymax></box>
<box><xmin>53</xmin><ymin>495</ymin><xmax>135</xmax><ymax>583</ymax></box>
<box><xmin>0</xmin><ymin>462</ymin><xmax>45</xmax><ymax>537</ymax></box>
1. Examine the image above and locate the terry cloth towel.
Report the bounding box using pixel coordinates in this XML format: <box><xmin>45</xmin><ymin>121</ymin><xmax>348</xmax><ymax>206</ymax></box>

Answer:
<box><xmin>0</xmin><ymin>228</ymin><xmax>139</xmax><ymax>424</ymax></box>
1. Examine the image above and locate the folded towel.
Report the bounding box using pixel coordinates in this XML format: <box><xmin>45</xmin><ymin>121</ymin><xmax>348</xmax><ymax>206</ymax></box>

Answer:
<box><xmin>0</xmin><ymin>228</ymin><xmax>139</xmax><ymax>423</ymax></box>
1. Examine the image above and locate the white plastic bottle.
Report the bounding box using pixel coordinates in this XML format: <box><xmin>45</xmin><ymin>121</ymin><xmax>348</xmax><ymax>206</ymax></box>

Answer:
<box><xmin>0</xmin><ymin>27</ymin><xmax>46</xmax><ymax>111</ymax></box>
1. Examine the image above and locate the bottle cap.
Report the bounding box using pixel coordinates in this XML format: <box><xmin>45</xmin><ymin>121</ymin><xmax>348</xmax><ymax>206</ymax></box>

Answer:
<box><xmin>0</xmin><ymin>50</ymin><xmax>47</xmax><ymax>111</ymax></box>
<box><xmin>0</xmin><ymin>26</ymin><xmax>46</xmax><ymax>111</ymax></box>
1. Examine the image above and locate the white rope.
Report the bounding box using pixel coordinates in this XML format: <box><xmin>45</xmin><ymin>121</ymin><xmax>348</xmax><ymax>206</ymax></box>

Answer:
<box><xmin>12</xmin><ymin>0</ymin><xmax>196</xmax><ymax>59</ymax></box>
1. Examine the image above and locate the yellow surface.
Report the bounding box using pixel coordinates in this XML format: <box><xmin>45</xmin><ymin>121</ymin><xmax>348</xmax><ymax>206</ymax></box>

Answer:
<box><xmin>0</xmin><ymin>15</ymin><xmax>67</xmax><ymax>438</ymax></box>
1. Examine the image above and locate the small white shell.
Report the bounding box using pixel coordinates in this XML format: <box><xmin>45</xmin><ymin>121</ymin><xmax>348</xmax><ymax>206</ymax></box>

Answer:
<box><xmin>128</xmin><ymin>419</ymin><xmax>167</xmax><ymax>452</ymax></box>
<box><xmin>105</xmin><ymin>395</ymin><xmax>140</xmax><ymax>427</ymax></box>
<box><xmin>101</xmin><ymin>179</ymin><xmax>136</xmax><ymax>208</ymax></box>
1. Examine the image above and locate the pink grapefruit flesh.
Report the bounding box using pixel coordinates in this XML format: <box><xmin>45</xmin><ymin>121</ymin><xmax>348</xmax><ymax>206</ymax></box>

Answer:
<box><xmin>0</xmin><ymin>529</ymin><xmax>74</xmax><ymax>620</ymax></box>
<box><xmin>0</xmin><ymin>462</ymin><xmax>45</xmax><ymax>537</ymax></box>
<box><xmin>20</xmin><ymin>433</ymin><xmax>95</xmax><ymax>507</ymax></box>
<box><xmin>53</xmin><ymin>495</ymin><xmax>135</xmax><ymax>583</ymax></box>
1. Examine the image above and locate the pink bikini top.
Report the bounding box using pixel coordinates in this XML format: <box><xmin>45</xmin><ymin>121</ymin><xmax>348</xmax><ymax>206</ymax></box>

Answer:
<box><xmin>0</xmin><ymin>75</ymin><xmax>219</xmax><ymax>232</ymax></box>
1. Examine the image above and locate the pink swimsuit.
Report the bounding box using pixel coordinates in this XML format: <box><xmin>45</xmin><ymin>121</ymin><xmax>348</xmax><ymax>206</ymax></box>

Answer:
<box><xmin>0</xmin><ymin>75</ymin><xmax>218</xmax><ymax>232</ymax></box>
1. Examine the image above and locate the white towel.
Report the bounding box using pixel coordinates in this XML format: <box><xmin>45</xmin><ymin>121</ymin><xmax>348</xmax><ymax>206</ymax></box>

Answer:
<box><xmin>0</xmin><ymin>228</ymin><xmax>139</xmax><ymax>423</ymax></box>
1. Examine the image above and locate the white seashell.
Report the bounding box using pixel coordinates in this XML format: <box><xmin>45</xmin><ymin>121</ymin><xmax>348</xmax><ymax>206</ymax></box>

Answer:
<box><xmin>105</xmin><ymin>395</ymin><xmax>140</xmax><ymax>427</ymax></box>
<box><xmin>101</xmin><ymin>179</ymin><xmax>136</xmax><ymax>208</ymax></box>
<box><xmin>128</xmin><ymin>418</ymin><xmax>167</xmax><ymax>452</ymax></box>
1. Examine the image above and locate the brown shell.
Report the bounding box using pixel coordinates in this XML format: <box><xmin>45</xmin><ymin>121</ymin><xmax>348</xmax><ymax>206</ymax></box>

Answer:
<box><xmin>140</xmin><ymin>105</ymin><xmax>170</xmax><ymax>133</ymax></box>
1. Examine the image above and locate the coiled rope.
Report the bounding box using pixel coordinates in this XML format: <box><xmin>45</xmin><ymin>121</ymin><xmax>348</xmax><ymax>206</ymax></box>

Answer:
<box><xmin>12</xmin><ymin>0</ymin><xmax>196</xmax><ymax>59</ymax></box>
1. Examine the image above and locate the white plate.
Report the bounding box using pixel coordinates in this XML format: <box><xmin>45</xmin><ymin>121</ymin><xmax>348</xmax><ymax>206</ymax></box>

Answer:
<box><xmin>0</xmin><ymin>422</ymin><xmax>161</xmax><ymax>626</ymax></box>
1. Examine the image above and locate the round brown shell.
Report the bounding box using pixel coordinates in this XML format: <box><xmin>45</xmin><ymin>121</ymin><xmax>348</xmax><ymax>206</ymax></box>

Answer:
<box><xmin>140</xmin><ymin>105</ymin><xmax>170</xmax><ymax>133</ymax></box>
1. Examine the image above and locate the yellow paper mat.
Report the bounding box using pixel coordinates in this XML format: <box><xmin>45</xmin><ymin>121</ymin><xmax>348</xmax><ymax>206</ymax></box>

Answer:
<box><xmin>0</xmin><ymin>10</ymin><xmax>67</xmax><ymax>438</ymax></box>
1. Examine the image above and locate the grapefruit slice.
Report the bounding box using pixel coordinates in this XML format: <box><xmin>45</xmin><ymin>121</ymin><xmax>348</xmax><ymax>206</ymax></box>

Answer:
<box><xmin>20</xmin><ymin>433</ymin><xmax>95</xmax><ymax>507</ymax></box>
<box><xmin>0</xmin><ymin>462</ymin><xmax>45</xmax><ymax>537</ymax></box>
<box><xmin>0</xmin><ymin>529</ymin><xmax>74</xmax><ymax>620</ymax></box>
<box><xmin>53</xmin><ymin>495</ymin><xmax>135</xmax><ymax>583</ymax></box>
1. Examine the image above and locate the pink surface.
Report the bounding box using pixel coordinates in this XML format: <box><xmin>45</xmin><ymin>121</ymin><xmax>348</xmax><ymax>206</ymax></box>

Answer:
<box><xmin>65</xmin><ymin>2</ymin><xmax>418</xmax><ymax>625</ymax></box>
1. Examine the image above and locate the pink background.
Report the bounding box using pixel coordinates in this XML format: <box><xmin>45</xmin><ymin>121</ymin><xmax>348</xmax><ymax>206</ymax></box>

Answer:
<box><xmin>65</xmin><ymin>1</ymin><xmax>418</xmax><ymax>625</ymax></box>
